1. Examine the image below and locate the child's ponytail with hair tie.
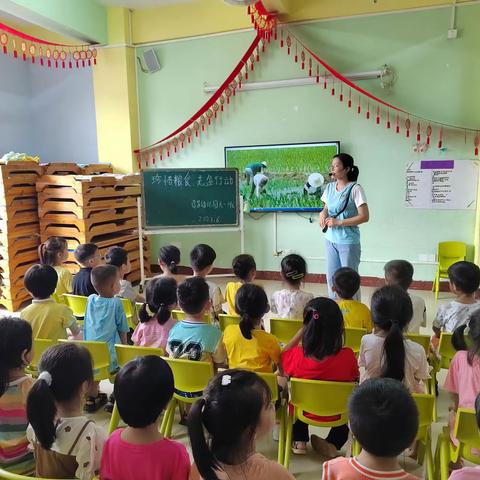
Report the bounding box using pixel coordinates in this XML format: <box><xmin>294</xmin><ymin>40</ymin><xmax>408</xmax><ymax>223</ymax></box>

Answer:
<box><xmin>155</xmin><ymin>303</ymin><xmax>171</xmax><ymax>326</ymax></box>
<box><xmin>169</xmin><ymin>260</ymin><xmax>178</xmax><ymax>274</ymax></box>
<box><xmin>138</xmin><ymin>302</ymin><xmax>154</xmax><ymax>323</ymax></box>
<box><xmin>452</xmin><ymin>323</ymin><xmax>469</xmax><ymax>352</ymax></box>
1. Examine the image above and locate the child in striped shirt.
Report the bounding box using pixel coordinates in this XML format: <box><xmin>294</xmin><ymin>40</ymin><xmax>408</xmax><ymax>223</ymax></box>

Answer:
<box><xmin>0</xmin><ymin>317</ymin><xmax>35</xmax><ymax>475</ymax></box>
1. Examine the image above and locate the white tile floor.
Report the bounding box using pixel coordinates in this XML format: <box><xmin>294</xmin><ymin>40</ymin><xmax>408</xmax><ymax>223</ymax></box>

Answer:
<box><xmin>91</xmin><ymin>280</ymin><xmax>455</xmax><ymax>479</ymax></box>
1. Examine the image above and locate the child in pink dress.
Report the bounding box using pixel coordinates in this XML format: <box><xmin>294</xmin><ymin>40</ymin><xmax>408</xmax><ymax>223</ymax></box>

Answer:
<box><xmin>444</xmin><ymin>312</ymin><xmax>480</xmax><ymax>452</ymax></box>
<box><xmin>100</xmin><ymin>356</ymin><xmax>189</xmax><ymax>480</ymax></box>
<box><xmin>132</xmin><ymin>277</ymin><xmax>177</xmax><ymax>350</ymax></box>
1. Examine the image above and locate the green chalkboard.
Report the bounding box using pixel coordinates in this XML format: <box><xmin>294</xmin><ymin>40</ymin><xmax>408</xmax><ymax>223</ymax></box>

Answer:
<box><xmin>142</xmin><ymin>168</ymin><xmax>239</xmax><ymax>228</ymax></box>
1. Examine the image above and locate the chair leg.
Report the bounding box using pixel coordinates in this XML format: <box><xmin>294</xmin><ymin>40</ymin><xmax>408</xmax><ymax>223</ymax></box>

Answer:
<box><xmin>434</xmin><ymin>271</ymin><xmax>440</xmax><ymax>300</ymax></box>
<box><xmin>161</xmin><ymin>399</ymin><xmax>176</xmax><ymax>437</ymax></box>
<box><xmin>284</xmin><ymin>415</ymin><xmax>293</xmax><ymax>469</ymax></box>
<box><xmin>277</xmin><ymin>402</ymin><xmax>286</xmax><ymax>465</ymax></box>
<box><xmin>436</xmin><ymin>432</ymin><xmax>450</xmax><ymax>480</ymax></box>
<box><xmin>160</xmin><ymin>399</ymin><xmax>173</xmax><ymax>435</ymax></box>
<box><xmin>108</xmin><ymin>402</ymin><xmax>120</xmax><ymax>435</ymax></box>
<box><xmin>424</xmin><ymin>435</ymin><xmax>434</xmax><ymax>480</ymax></box>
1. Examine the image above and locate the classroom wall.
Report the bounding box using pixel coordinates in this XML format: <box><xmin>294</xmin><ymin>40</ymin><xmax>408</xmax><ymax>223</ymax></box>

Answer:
<box><xmin>136</xmin><ymin>4</ymin><xmax>480</xmax><ymax>281</ymax></box>
<box><xmin>0</xmin><ymin>53</ymin><xmax>98</xmax><ymax>163</ymax></box>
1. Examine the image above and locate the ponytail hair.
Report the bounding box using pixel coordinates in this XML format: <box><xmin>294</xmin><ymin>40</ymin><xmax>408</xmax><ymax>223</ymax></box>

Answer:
<box><xmin>158</xmin><ymin>245</ymin><xmax>180</xmax><ymax>274</ymax></box>
<box><xmin>371</xmin><ymin>286</ymin><xmax>413</xmax><ymax>382</ymax></box>
<box><xmin>139</xmin><ymin>277</ymin><xmax>177</xmax><ymax>325</ymax></box>
<box><xmin>234</xmin><ymin>284</ymin><xmax>269</xmax><ymax>340</ymax></box>
<box><xmin>188</xmin><ymin>369</ymin><xmax>271</xmax><ymax>480</ymax></box>
<box><xmin>38</xmin><ymin>236</ymin><xmax>67</xmax><ymax>266</ymax></box>
<box><xmin>281</xmin><ymin>254</ymin><xmax>307</xmax><ymax>287</ymax></box>
<box><xmin>333</xmin><ymin>153</ymin><xmax>359</xmax><ymax>182</ymax></box>
<box><xmin>452</xmin><ymin>311</ymin><xmax>480</xmax><ymax>366</ymax></box>
<box><xmin>0</xmin><ymin>317</ymin><xmax>32</xmax><ymax>397</ymax></box>
<box><xmin>27</xmin><ymin>343</ymin><xmax>93</xmax><ymax>450</ymax></box>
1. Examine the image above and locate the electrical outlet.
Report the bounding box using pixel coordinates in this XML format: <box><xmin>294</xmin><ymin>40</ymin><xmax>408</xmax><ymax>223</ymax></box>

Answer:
<box><xmin>447</xmin><ymin>29</ymin><xmax>458</xmax><ymax>39</ymax></box>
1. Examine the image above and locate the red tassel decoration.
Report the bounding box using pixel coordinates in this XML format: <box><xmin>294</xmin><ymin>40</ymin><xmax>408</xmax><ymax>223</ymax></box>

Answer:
<box><xmin>366</xmin><ymin>102</ymin><xmax>370</xmax><ymax>120</ymax></box>
<box><xmin>256</xmin><ymin>46</ymin><xmax>260</xmax><ymax>62</ymax></box>
<box><xmin>247</xmin><ymin>5</ymin><xmax>251</xmax><ymax>14</ymax></box>
<box><xmin>280</xmin><ymin>29</ymin><xmax>284</xmax><ymax>48</ymax></box>
<box><xmin>405</xmin><ymin>118</ymin><xmax>411</xmax><ymax>138</ymax></box>
<box><xmin>416</xmin><ymin>122</ymin><xmax>421</xmax><ymax>142</ymax></box>
<box><xmin>287</xmin><ymin>35</ymin><xmax>291</xmax><ymax>55</ymax></box>
<box><xmin>339</xmin><ymin>83</ymin><xmax>343</xmax><ymax>102</ymax></box>
<box><xmin>316</xmin><ymin>64</ymin><xmax>320</xmax><ymax>83</ymax></box>
<box><xmin>301</xmin><ymin>51</ymin><xmax>305</xmax><ymax>70</ymax></box>
<box><xmin>136</xmin><ymin>154</ymin><xmax>141</xmax><ymax>170</ymax></box>
<box><xmin>69</xmin><ymin>61</ymin><xmax>72</xmax><ymax>69</ymax></box>
<box><xmin>396</xmin><ymin>115</ymin><xmax>400</xmax><ymax>134</ymax></box>
<box><xmin>3</xmin><ymin>46</ymin><xmax>6</xmax><ymax>54</ymax></box>
<box><xmin>357</xmin><ymin>97</ymin><xmax>361</xmax><ymax>114</ymax></box>
<box><xmin>386</xmin><ymin>111</ymin><xmax>391</xmax><ymax>129</ymax></box>
<box><xmin>145</xmin><ymin>154</ymin><xmax>149</xmax><ymax>167</ymax></box>
<box><xmin>331</xmin><ymin>77</ymin><xmax>335</xmax><ymax>96</ymax></box>
<box><xmin>22</xmin><ymin>53</ymin><xmax>26</xmax><ymax>61</ymax></box>
<box><xmin>376</xmin><ymin>107</ymin><xmax>380</xmax><ymax>125</ymax></box>
<box><xmin>152</xmin><ymin>152</ymin><xmax>156</xmax><ymax>165</ymax></box>
<box><xmin>438</xmin><ymin>128</ymin><xmax>443</xmax><ymax>149</ymax></box>
<box><xmin>295</xmin><ymin>44</ymin><xmax>298</xmax><ymax>63</ymax></box>
<box><xmin>13</xmin><ymin>50</ymin><xmax>17</xmax><ymax>58</ymax></box>
<box><xmin>31</xmin><ymin>56</ymin><xmax>35</xmax><ymax>64</ymax></box>
<box><xmin>426</xmin><ymin>125</ymin><xmax>432</xmax><ymax>145</ymax></box>
<box><xmin>323</xmin><ymin>74</ymin><xmax>327</xmax><ymax>90</ymax></box>
<box><xmin>475</xmin><ymin>133</ymin><xmax>479</xmax><ymax>156</ymax></box>
<box><xmin>348</xmin><ymin>89</ymin><xmax>352</xmax><ymax>108</ymax></box>
<box><xmin>40</xmin><ymin>57</ymin><xmax>44</xmax><ymax>66</ymax></box>
<box><xmin>308</xmin><ymin>58</ymin><xmax>312</xmax><ymax>77</ymax></box>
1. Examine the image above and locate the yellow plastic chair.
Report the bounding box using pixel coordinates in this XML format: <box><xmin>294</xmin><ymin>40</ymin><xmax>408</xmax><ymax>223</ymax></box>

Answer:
<box><xmin>25</xmin><ymin>338</ymin><xmax>56</xmax><ymax>377</ymax></box>
<box><xmin>283</xmin><ymin>378</ymin><xmax>356</xmax><ymax>468</ymax></box>
<box><xmin>433</xmin><ymin>241</ymin><xmax>466</xmax><ymax>299</ymax></box>
<box><xmin>171</xmin><ymin>309</ymin><xmax>211</xmax><ymax>324</ymax></box>
<box><xmin>108</xmin><ymin>344</ymin><xmax>165</xmax><ymax>434</ymax></box>
<box><xmin>344</xmin><ymin>327</ymin><xmax>366</xmax><ymax>354</ymax></box>
<box><xmin>161</xmin><ymin>357</ymin><xmax>214</xmax><ymax>438</ymax></box>
<box><xmin>270</xmin><ymin>318</ymin><xmax>302</xmax><ymax>344</ymax></box>
<box><xmin>406</xmin><ymin>333</ymin><xmax>431</xmax><ymax>356</ymax></box>
<box><xmin>135</xmin><ymin>302</ymin><xmax>143</xmax><ymax>315</ymax></box>
<box><xmin>0</xmin><ymin>467</ymin><xmax>74</xmax><ymax>480</ymax></box>
<box><xmin>51</xmin><ymin>292</ymin><xmax>63</xmax><ymax>304</ymax></box>
<box><xmin>58</xmin><ymin>339</ymin><xmax>111</xmax><ymax>381</ymax></box>
<box><xmin>438</xmin><ymin>332</ymin><xmax>455</xmax><ymax>369</ymax></box>
<box><xmin>435</xmin><ymin>408</ymin><xmax>480</xmax><ymax>480</ymax></box>
<box><xmin>218</xmin><ymin>313</ymin><xmax>241</xmax><ymax>332</ymax></box>
<box><xmin>63</xmin><ymin>294</ymin><xmax>88</xmax><ymax>319</ymax></box>
<box><xmin>120</xmin><ymin>297</ymin><xmax>136</xmax><ymax>329</ymax></box>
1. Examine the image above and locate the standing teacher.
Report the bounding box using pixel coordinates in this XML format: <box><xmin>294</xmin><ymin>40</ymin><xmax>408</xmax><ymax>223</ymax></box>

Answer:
<box><xmin>319</xmin><ymin>153</ymin><xmax>370</xmax><ymax>298</ymax></box>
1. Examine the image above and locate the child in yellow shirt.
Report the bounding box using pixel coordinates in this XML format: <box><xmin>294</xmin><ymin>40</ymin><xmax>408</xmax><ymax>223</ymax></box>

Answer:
<box><xmin>225</xmin><ymin>254</ymin><xmax>256</xmax><ymax>315</ymax></box>
<box><xmin>38</xmin><ymin>236</ymin><xmax>72</xmax><ymax>298</ymax></box>
<box><xmin>333</xmin><ymin>267</ymin><xmax>372</xmax><ymax>331</ymax></box>
<box><xmin>223</xmin><ymin>284</ymin><xmax>280</xmax><ymax>372</ymax></box>
<box><xmin>20</xmin><ymin>265</ymin><xmax>80</xmax><ymax>340</ymax></box>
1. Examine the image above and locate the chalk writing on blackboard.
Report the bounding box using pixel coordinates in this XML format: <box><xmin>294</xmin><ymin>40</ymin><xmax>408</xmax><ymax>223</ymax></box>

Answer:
<box><xmin>191</xmin><ymin>200</ymin><xmax>236</xmax><ymax>210</ymax></box>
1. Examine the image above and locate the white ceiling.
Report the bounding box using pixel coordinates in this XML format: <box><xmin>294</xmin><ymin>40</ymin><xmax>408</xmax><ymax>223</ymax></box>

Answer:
<box><xmin>97</xmin><ymin>0</ymin><xmax>194</xmax><ymax>8</ymax></box>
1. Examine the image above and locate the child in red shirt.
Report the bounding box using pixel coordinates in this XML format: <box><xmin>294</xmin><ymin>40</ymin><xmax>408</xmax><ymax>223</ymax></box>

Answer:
<box><xmin>281</xmin><ymin>297</ymin><xmax>359</xmax><ymax>457</ymax></box>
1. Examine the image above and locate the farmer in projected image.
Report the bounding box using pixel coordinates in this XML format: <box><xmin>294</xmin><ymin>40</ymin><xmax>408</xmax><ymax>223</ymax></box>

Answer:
<box><xmin>244</xmin><ymin>161</ymin><xmax>267</xmax><ymax>185</ymax></box>
<box><xmin>303</xmin><ymin>172</ymin><xmax>325</xmax><ymax>197</ymax></box>
<box><xmin>250</xmin><ymin>172</ymin><xmax>269</xmax><ymax>199</ymax></box>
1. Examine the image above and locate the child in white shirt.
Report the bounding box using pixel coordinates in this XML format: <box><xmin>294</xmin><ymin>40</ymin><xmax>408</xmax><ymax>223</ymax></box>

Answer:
<box><xmin>271</xmin><ymin>254</ymin><xmax>313</xmax><ymax>319</ymax></box>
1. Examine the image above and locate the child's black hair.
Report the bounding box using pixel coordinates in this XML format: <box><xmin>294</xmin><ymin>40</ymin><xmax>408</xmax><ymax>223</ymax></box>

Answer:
<box><xmin>302</xmin><ymin>297</ymin><xmax>344</xmax><ymax>360</ymax></box>
<box><xmin>74</xmin><ymin>243</ymin><xmax>99</xmax><ymax>265</ymax></box>
<box><xmin>114</xmin><ymin>356</ymin><xmax>174</xmax><ymax>428</ymax></box>
<box><xmin>475</xmin><ymin>393</ymin><xmax>480</xmax><ymax>428</ymax></box>
<box><xmin>24</xmin><ymin>264</ymin><xmax>58</xmax><ymax>299</ymax></box>
<box><xmin>371</xmin><ymin>286</ymin><xmax>413</xmax><ymax>382</ymax></box>
<box><xmin>190</xmin><ymin>244</ymin><xmax>217</xmax><ymax>272</ymax></box>
<box><xmin>26</xmin><ymin>343</ymin><xmax>93</xmax><ymax>450</ymax></box>
<box><xmin>333</xmin><ymin>153</ymin><xmax>359</xmax><ymax>182</ymax></box>
<box><xmin>91</xmin><ymin>265</ymin><xmax>118</xmax><ymax>293</ymax></box>
<box><xmin>235</xmin><ymin>284</ymin><xmax>269</xmax><ymax>340</ymax></box>
<box><xmin>139</xmin><ymin>277</ymin><xmax>177</xmax><ymax>326</ymax></box>
<box><xmin>105</xmin><ymin>246</ymin><xmax>128</xmax><ymax>268</ymax></box>
<box><xmin>349</xmin><ymin>378</ymin><xmax>418</xmax><ymax>457</ymax></box>
<box><xmin>38</xmin><ymin>236</ymin><xmax>67</xmax><ymax>266</ymax></box>
<box><xmin>281</xmin><ymin>254</ymin><xmax>307</xmax><ymax>287</ymax></box>
<box><xmin>452</xmin><ymin>310</ymin><xmax>480</xmax><ymax>365</ymax></box>
<box><xmin>232</xmin><ymin>254</ymin><xmax>256</xmax><ymax>281</ymax></box>
<box><xmin>332</xmin><ymin>267</ymin><xmax>360</xmax><ymax>300</ymax></box>
<box><xmin>177</xmin><ymin>277</ymin><xmax>210</xmax><ymax>315</ymax></box>
<box><xmin>384</xmin><ymin>259</ymin><xmax>414</xmax><ymax>291</ymax></box>
<box><xmin>158</xmin><ymin>245</ymin><xmax>180</xmax><ymax>274</ymax></box>
<box><xmin>0</xmin><ymin>317</ymin><xmax>32</xmax><ymax>397</ymax></box>
<box><xmin>188</xmin><ymin>369</ymin><xmax>272</xmax><ymax>480</ymax></box>
<box><xmin>448</xmin><ymin>261</ymin><xmax>480</xmax><ymax>294</ymax></box>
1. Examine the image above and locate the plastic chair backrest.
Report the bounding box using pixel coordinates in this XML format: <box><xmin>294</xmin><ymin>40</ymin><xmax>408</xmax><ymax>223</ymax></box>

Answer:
<box><xmin>438</xmin><ymin>242</ymin><xmax>466</xmax><ymax>272</ymax></box>
<box><xmin>171</xmin><ymin>309</ymin><xmax>211</xmax><ymax>324</ymax></box>
<box><xmin>412</xmin><ymin>393</ymin><xmax>435</xmax><ymax>439</ymax></box>
<box><xmin>163</xmin><ymin>357</ymin><xmax>214</xmax><ymax>394</ymax></box>
<box><xmin>0</xmin><ymin>467</ymin><xmax>74</xmax><ymax>480</ymax></box>
<box><xmin>406</xmin><ymin>333</ymin><xmax>431</xmax><ymax>356</ymax></box>
<box><xmin>290</xmin><ymin>378</ymin><xmax>356</xmax><ymax>425</ymax></box>
<box><xmin>58</xmin><ymin>339</ymin><xmax>110</xmax><ymax>381</ymax></box>
<box><xmin>63</xmin><ymin>294</ymin><xmax>88</xmax><ymax>318</ymax></box>
<box><xmin>257</xmin><ymin>371</ymin><xmax>279</xmax><ymax>404</ymax></box>
<box><xmin>25</xmin><ymin>338</ymin><xmax>56</xmax><ymax>376</ymax></box>
<box><xmin>115</xmin><ymin>344</ymin><xmax>164</xmax><ymax>367</ymax></box>
<box><xmin>135</xmin><ymin>302</ymin><xmax>143</xmax><ymax>315</ymax></box>
<box><xmin>218</xmin><ymin>314</ymin><xmax>241</xmax><ymax>332</ymax></box>
<box><xmin>270</xmin><ymin>318</ymin><xmax>302</xmax><ymax>344</ymax></box>
<box><xmin>453</xmin><ymin>408</ymin><xmax>480</xmax><ymax>451</ymax></box>
<box><xmin>344</xmin><ymin>327</ymin><xmax>367</xmax><ymax>353</ymax></box>
<box><xmin>51</xmin><ymin>293</ymin><xmax>63</xmax><ymax>304</ymax></box>
<box><xmin>120</xmin><ymin>298</ymin><xmax>133</xmax><ymax>318</ymax></box>
<box><xmin>439</xmin><ymin>332</ymin><xmax>456</xmax><ymax>368</ymax></box>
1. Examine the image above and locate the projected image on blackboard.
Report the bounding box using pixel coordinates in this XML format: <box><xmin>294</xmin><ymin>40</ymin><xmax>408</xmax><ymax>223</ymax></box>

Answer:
<box><xmin>225</xmin><ymin>141</ymin><xmax>339</xmax><ymax>212</ymax></box>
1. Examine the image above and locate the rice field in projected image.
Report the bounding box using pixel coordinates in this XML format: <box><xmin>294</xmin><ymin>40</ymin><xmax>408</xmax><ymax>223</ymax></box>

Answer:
<box><xmin>225</xmin><ymin>144</ymin><xmax>337</xmax><ymax>210</ymax></box>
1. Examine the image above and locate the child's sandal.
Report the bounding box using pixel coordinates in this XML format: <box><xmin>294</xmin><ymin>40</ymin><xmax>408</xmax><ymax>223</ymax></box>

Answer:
<box><xmin>292</xmin><ymin>441</ymin><xmax>307</xmax><ymax>454</ymax></box>
<box><xmin>84</xmin><ymin>393</ymin><xmax>108</xmax><ymax>413</ymax></box>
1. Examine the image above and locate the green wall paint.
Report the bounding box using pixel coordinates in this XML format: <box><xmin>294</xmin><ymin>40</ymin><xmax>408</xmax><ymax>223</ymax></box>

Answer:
<box><xmin>2</xmin><ymin>0</ymin><xmax>107</xmax><ymax>43</ymax></box>
<box><xmin>137</xmin><ymin>5</ymin><xmax>479</xmax><ymax>281</ymax></box>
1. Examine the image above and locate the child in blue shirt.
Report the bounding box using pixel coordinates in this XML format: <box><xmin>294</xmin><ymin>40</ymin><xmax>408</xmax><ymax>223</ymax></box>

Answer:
<box><xmin>167</xmin><ymin>277</ymin><xmax>225</xmax><ymax>367</ymax></box>
<box><xmin>84</xmin><ymin>265</ymin><xmax>129</xmax><ymax>413</ymax></box>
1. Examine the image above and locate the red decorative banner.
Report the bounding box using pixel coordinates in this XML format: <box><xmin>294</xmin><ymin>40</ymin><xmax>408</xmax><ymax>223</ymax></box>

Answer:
<box><xmin>0</xmin><ymin>22</ymin><xmax>97</xmax><ymax>68</ymax></box>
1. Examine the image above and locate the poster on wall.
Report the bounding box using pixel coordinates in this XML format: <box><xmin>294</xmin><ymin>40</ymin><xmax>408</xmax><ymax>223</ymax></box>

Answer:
<box><xmin>225</xmin><ymin>141</ymin><xmax>339</xmax><ymax>212</ymax></box>
<box><xmin>405</xmin><ymin>160</ymin><xmax>479</xmax><ymax>209</ymax></box>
